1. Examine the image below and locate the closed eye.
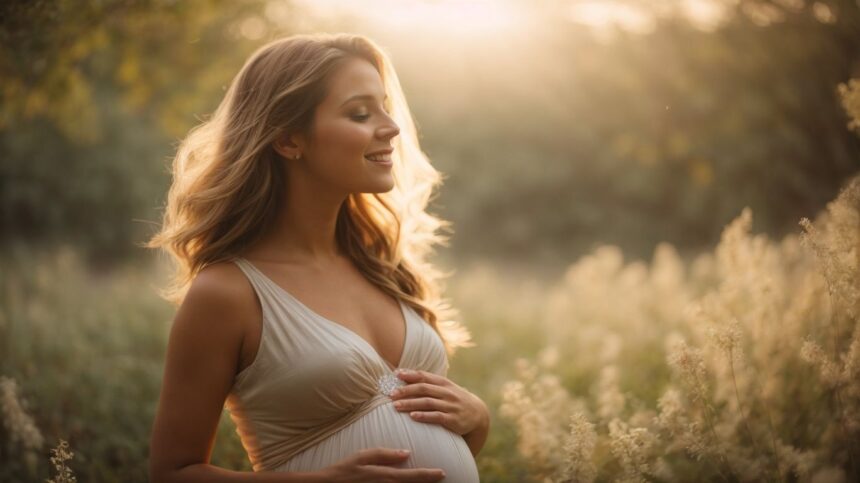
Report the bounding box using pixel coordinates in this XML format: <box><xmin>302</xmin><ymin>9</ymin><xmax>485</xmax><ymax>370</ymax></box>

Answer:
<box><xmin>351</xmin><ymin>106</ymin><xmax>392</xmax><ymax>122</ymax></box>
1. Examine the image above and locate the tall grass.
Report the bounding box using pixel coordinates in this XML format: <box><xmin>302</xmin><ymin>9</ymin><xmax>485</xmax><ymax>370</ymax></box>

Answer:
<box><xmin>1</xmin><ymin>80</ymin><xmax>858</xmax><ymax>481</ymax></box>
<box><xmin>496</xmin><ymin>81</ymin><xmax>860</xmax><ymax>482</ymax></box>
<box><xmin>0</xmin><ymin>249</ymin><xmax>251</xmax><ymax>481</ymax></box>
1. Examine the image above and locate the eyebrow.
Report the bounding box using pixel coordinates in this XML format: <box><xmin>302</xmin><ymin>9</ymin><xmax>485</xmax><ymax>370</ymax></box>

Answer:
<box><xmin>340</xmin><ymin>94</ymin><xmax>388</xmax><ymax>107</ymax></box>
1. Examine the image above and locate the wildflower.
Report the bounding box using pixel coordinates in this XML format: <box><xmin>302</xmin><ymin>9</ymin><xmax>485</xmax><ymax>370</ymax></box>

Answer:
<box><xmin>46</xmin><ymin>439</ymin><xmax>77</xmax><ymax>483</ymax></box>
<box><xmin>654</xmin><ymin>386</ymin><xmax>684</xmax><ymax>435</ymax></box>
<box><xmin>500</xmin><ymin>359</ymin><xmax>574</xmax><ymax>478</ymax></box>
<box><xmin>0</xmin><ymin>375</ymin><xmax>44</xmax><ymax>452</ymax></box>
<box><xmin>772</xmin><ymin>439</ymin><xmax>817</xmax><ymax>481</ymax></box>
<box><xmin>666</xmin><ymin>338</ymin><xmax>709</xmax><ymax>403</ymax></box>
<box><xmin>705</xmin><ymin>317</ymin><xmax>744</xmax><ymax>366</ymax></box>
<box><xmin>677</xmin><ymin>421</ymin><xmax>709</xmax><ymax>461</ymax></box>
<box><xmin>496</xmin><ymin>168</ymin><xmax>860</xmax><ymax>480</ymax></box>
<box><xmin>607</xmin><ymin>418</ymin><xmax>657</xmax><ymax>482</ymax></box>
<box><xmin>799</xmin><ymin>175</ymin><xmax>860</xmax><ymax>321</ymax></box>
<box><xmin>800</xmin><ymin>338</ymin><xmax>842</xmax><ymax>387</ymax></box>
<box><xmin>556</xmin><ymin>412</ymin><xmax>597</xmax><ymax>483</ymax></box>
<box><xmin>596</xmin><ymin>365</ymin><xmax>625</xmax><ymax>421</ymax></box>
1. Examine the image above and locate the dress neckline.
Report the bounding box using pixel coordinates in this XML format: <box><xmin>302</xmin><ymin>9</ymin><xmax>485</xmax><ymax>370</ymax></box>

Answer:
<box><xmin>236</xmin><ymin>257</ymin><xmax>409</xmax><ymax>371</ymax></box>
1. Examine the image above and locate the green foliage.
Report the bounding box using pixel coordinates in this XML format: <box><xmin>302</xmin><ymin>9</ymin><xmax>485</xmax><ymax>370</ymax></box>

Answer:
<box><xmin>404</xmin><ymin>1</ymin><xmax>860</xmax><ymax>264</ymax></box>
<box><xmin>2</xmin><ymin>0</ymin><xmax>859</xmax><ymax>267</ymax></box>
<box><xmin>0</xmin><ymin>0</ymin><xmax>289</xmax><ymax>263</ymax></box>
<box><xmin>0</xmin><ymin>246</ymin><xmax>251</xmax><ymax>481</ymax></box>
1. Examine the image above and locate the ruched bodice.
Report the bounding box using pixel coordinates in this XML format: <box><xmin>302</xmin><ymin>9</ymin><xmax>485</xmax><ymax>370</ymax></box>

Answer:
<box><xmin>223</xmin><ymin>258</ymin><xmax>478</xmax><ymax>481</ymax></box>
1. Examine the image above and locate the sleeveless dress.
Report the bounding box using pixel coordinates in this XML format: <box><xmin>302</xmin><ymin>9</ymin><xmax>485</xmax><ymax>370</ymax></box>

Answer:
<box><xmin>223</xmin><ymin>258</ymin><xmax>480</xmax><ymax>481</ymax></box>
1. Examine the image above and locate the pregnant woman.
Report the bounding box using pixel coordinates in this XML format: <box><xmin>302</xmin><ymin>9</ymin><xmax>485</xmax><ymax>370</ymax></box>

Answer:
<box><xmin>147</xmin><ymin>33</ymin><xmax>488</xmax><ymax>482</ymax></box>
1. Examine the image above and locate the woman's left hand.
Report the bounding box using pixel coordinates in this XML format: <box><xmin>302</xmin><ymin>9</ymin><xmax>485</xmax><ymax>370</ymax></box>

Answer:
<box><xmin>389</xmin><ymin>369</ymin><xmax>489</xmax><ymax>437</ymax></box>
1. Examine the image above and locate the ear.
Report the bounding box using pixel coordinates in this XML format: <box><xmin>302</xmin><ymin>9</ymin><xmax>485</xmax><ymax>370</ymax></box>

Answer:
<box><xmin>272</xmin><ymin>131</ymin><xmax>304</xmax><ymax>160</ymax></box>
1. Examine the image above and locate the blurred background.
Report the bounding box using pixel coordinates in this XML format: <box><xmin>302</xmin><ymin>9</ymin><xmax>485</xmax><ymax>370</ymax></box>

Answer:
<box><xmin>2</xmin><ymin>0</ymin><xmax>859</xmax><ymax>481</ymax></box>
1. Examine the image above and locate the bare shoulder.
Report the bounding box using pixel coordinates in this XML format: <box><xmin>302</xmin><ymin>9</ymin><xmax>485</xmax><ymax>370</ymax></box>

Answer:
<box><xmin>186</xmin><ymin>260</ymin><xmax>259</xmax><ymax>311</ymax></box>
<box><xmin>187</xmin><ymin>260</ymin><xmax>255</xmax><ymax>303</ymax></box>
<box><xmin>149</xmin><ymin>260</ymin><xmax>261</xmax><ymax>479</ymax></box>
<box><xmin>175</xmin><ymin>260</ymin><xmax>261</xmax><ymax>349</ymax></box>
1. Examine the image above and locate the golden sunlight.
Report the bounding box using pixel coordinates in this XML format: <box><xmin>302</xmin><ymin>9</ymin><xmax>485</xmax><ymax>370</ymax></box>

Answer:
<box><xmin>567</xmin><ymin>0</ymin><xmax>654</xmax><ymax>33</ymax></box>
<box><xmin>294</xmin><ymin>0</ymin><xmax>523</xmax><ymax>35</ymax></box>
<box><xmin>286</xmin><ymin>0</ymin><xmax>728</xmax><ymax>42</ymax></box>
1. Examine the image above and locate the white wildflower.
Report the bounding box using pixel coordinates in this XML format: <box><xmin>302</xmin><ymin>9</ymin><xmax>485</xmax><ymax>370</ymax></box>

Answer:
<box><xmin>607</xmin><ymin>418</ymin><xmax>657</xmax><ymax>483</ymax></box>
<box><xmin>800</xmin><ymin>338</ymin><xmax>842</xmax><ymax>387</ymax></box>
<box><xmin>0</xmin><ymin>375</ymin><xmax>44</xmax><ymax>452</ymax></box>
<box><xmin>555</xmin><ymin>412</ymin><xmax>597</xmax><ymax>483</ymax></box>
<box><xmin>596</xmin><ymin>365</ymin><xmax>625</xmax><ymax>421</ymax></box>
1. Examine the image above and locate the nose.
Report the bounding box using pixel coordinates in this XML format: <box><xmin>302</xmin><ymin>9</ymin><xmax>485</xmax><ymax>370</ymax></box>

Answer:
<box><xmin>378</xmin><ymin>115</ymin><xmax>400</xmax><ymax>141</ymax></box>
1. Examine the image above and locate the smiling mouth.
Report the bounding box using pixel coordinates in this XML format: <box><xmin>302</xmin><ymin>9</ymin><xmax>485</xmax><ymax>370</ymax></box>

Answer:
<box><xmin>365</xmin><ymin>153</ymin><xmax>392</xmax><ymax>163</ymax></box>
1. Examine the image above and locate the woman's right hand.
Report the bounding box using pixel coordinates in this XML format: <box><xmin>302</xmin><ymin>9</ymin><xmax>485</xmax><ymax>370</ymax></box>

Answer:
<box><xmin>316</xmin><ymin>448</ymin><xmax>446</xmax><ymax>482</ymax></box>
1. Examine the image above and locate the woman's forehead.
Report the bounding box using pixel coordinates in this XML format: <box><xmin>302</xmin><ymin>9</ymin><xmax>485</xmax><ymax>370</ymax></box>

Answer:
<box><xmin>325</xmin><ymin>58</ymin><xmax>385</xmax><ymax>107</ymax></box>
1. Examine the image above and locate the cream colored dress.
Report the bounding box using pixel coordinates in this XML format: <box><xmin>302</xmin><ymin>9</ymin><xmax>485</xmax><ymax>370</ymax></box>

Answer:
<box><xmin>223</xmin><ymin>258</ymin><xmax>480</xmax><ymax>481</ymax></box>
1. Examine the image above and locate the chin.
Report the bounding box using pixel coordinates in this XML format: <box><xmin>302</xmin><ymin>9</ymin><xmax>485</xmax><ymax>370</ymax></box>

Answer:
<box><xmin>365</xmin><ymin>183</ymin><xmax>395</xmax><ymax>194</ymax></box>
<box><xmin>358</xmin><ymin>180</ymin><xmax>395</xmax><ymax>194</ymax></box>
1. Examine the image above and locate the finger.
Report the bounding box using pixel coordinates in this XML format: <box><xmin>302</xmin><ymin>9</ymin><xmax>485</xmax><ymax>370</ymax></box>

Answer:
<box><xmin>390</xmin><ymin>382</ymin><xmax>453</xmax><ymax>401</ymax></box>
<box><xmin>354</xmin><ymin>447</ymin><xmax>412</xmax><ymax>465</ymax></box>
<box><xmin>393</xmin><ymin>396</ymin><xmax>455</xmax><ymax>413</ymax></box>
<box><xmin>395</xmin><ymin>369</ymin><xmax>452</xmax><ymax>387</ymax></box>
<box><xmin>408</xmin><ymin>410</ymin><xmax>451</xmax><ymax>426</ymax></box>
<box><xmin>367</xmin><ymin>465</ymin><xmax>447</xmax><ymax>482</ymax></box>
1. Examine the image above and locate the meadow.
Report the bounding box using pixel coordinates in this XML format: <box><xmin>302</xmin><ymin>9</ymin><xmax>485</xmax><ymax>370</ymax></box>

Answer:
<box><xmin>3</xmin><ymin>3</ymin><xmax>860</xmax><ymax>481</ymax></box>
<box><xmin>1</xmin><ymin>172</ymin><xmax>857</xmax><ymax>482</ymax></box>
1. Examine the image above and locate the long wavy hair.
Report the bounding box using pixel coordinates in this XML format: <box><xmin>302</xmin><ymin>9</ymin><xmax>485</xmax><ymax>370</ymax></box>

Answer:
<box><xmin>145</xmin><ymin>33</ymin><xmax>473</xmax><ymax>355</ymax></box>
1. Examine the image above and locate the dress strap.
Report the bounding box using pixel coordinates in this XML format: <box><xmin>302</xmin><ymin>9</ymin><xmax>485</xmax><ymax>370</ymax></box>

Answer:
<box><xmin>231</xmin><ymin>257</ymin><xmax>281</xmax><ymax>318</ymax></box>
<box><xmin>230</xmin><ymin>256</ymin><xmax>315</xmax><ymax>347</ymax></box>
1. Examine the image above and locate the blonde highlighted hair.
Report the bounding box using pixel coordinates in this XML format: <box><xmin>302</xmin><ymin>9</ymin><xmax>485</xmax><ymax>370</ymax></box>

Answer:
<box><xmin>146</xmin><ymin>33</ymin><xmax>473</xmax><ymax>355</ymax></box>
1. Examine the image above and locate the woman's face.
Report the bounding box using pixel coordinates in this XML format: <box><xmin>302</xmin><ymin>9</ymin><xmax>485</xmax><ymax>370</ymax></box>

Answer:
<box><xmin>291</xmin><ymin>56</ymin><xmax>401</xmax><ymax>194</ymax></box>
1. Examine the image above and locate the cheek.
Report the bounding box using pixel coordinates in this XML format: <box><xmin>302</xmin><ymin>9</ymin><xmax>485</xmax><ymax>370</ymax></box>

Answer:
<box><xmin>317</xmin><ymin>120</ymin><xmax>372</xmax><ymax>158</ymax></box>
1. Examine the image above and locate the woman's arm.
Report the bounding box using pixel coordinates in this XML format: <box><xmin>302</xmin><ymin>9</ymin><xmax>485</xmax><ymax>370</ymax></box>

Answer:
<box><xmin>462</xmin><ymin>396</ymin><xmax>490</xmax><ymax>457</ymax></box>
<box><xmin>148</xmin><ymin>263</ymin><xmax>325</xmax><ymax>483</ymax></box>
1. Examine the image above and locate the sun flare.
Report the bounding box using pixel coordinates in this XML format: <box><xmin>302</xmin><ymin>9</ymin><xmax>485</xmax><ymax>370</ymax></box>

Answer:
<box><xmin>293</xmin><ymin>0</ymin><xmax>522</xmax><ymax>35</ymax></box>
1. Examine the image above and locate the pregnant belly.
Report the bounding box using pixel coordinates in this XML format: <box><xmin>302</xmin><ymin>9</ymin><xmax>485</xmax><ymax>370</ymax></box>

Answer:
<box><xmin>276</xmin><ymin>400</ymin><xmax>480</xmax><ymax>482</ymax></box>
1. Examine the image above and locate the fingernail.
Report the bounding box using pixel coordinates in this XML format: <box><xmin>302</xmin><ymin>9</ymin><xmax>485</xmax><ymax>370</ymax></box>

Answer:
<box><xmin>399</xmin><ymin>449</ymin><xmax>410</xmax><ymax>455</ymax></box>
